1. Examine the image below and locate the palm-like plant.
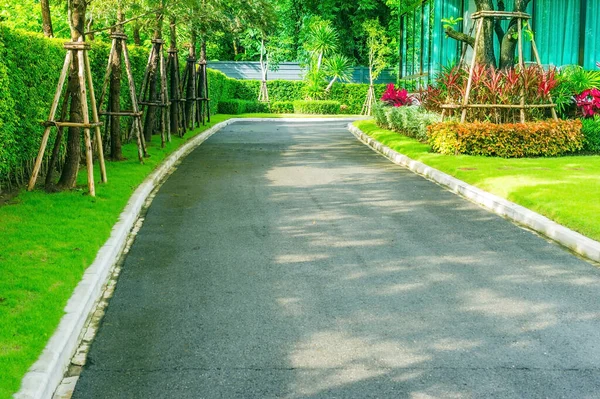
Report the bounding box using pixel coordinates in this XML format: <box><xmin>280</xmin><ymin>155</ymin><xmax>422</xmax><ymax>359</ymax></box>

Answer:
<box><xmin>304</xmin><ymin>20</ymin><xmax>338</xmax><ymax>71</ymax></box>
<box><xmin>324</xmin><ymin>54</ymin><xmax>352</xmax><ymax>92</ymax></box>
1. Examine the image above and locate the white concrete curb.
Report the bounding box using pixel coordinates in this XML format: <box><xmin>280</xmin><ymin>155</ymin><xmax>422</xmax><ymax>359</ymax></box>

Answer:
<box><xmin>348</xmin><ymin>123</ymin><xmax>600</xmax><ymax>263</ymax></box>
<box><xmin>15</xmin><ymin>116</ymin><xmax>365</xmax><ymax>399</ymax></box>
<box><xmin>14</xmin><ymin>119</ymin><xmax>243</xmax><ymax>399</ymax></box>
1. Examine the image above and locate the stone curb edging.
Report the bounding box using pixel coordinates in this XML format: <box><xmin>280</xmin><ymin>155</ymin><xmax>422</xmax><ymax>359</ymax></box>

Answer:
<box><xmin>14</xmin><ymin>119</ymin><xmax>241</xmax><ymax>399</ymax></box>
<box><xmin>15</xmin><ymin>116</ymin><xmax>365</xmax><ymax>399</ymax></box>
<box><xmin>348</xmin><ymin>123</ymin><xmax>600</xmax><ymax>263</ymax></box>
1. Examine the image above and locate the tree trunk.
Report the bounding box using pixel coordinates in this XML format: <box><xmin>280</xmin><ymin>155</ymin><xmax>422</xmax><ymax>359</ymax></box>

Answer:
<box><xmin>133</xmin><ymin>21</ymin><xmax>142</xmax><ymax>46</ymax></box>
<box><xmin>475</xmin><ymin>0</ymin><xmax>496</xmax><ymax>67</ymax></box>
<box><xmin>143</xmin><ymin>11</ymin><xmax>163</xmax><ymax>142</ymax></box>
<box><xmin>109</xmin><ymin>26</ymin><xmax>124</xmax><ymax>160</ymax></box>
<box><xmin>58</xmin><ymin>0</ymin><xmax>86</xmax><ymax>189</ymax></box>
<box><xmin>169</xmin><ymin>16</ymin><xmax>179</xmax><ymax>136</ymax></box>
<box><xmin>200</xmin><ymin>38</ymin><xmax>207</xmax><ymax>63</ymax></box>
<box><xmin>40</xmin><ymin>0</ymin><xmax>53</xmax><ymax>37</ymax></box>
<box><xmin>184</xmin><ymin>29</ymin><xmax>197</xmax><ymax>127</ymax></box>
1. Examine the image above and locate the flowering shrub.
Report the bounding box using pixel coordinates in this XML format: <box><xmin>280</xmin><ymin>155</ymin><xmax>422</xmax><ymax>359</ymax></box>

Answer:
<box><xmin>381</xmin><ymin>83</ymin><xmax>412</xmax><ymax>107</ymax></box>
<box><xmin>422</xmin><ymin>65</ymin><xmax>560</xmax><ymax>123</ymax></box>
<box><xmin>575</xmin><ymin>89</ymin><xmax>600</xmax><ymax>117</ymax></box>
<box><xmin>427</xmin><ymin>120</ymin><xmax>583</xmax><ymax>158</ymax></box>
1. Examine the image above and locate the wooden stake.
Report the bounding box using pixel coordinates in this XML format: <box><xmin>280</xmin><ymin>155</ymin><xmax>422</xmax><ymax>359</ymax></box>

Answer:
<box><xmin>122</xmin><ymin>42</ymin><xmax>148</xmax><ymax>159</ymax></box>
<box><xmin>461</xmin><ymin>18</ymin><xmax>483</xmax><ymax>123</ymax></box>
<box><xmin>84</xmin><ymin>50</ymin><xmax>107</xmax><ymax>183</ymax></box>
<box><xmin>28</xmin><ymin>51</ymin><xmax>72</xmax><ymax>191</ymax></box>
<box><xmin>77</xmin><ymin>46</ymin><xmax>96</xmax><ymax>197</ymax></box>
<box><xmin>517</xmin><ymin>18</ymin><xmax>526</xmax><ymax>123</ymax></box>
<box><xmin>531</xmin><ymin>39</ymin><xmax>559</xmax><ymax>121</ymax></box>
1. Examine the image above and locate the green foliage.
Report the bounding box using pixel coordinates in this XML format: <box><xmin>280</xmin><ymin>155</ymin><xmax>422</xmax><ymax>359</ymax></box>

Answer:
<box><xmin>269</xmin><ymin>101</ymin><xmax>294</xmax><ymax>113</ymax></box>
<box><xmin>581</xmin><ymin>116</ymin><xmax>600</xmax><ymax>153</ymax></box>
<box><xmin>428</xmin><ymin>120</ymin><xmax>584</xmax><ymax>158</ymax></box>
<box><xmin>293</xmin><ymin>100</ymin><xmax>340</xmax><ymax>114</ymax></box>
<box><xmin>554</xmin><ymin>65</ymin><xmax>600</xmax><ymax>117</ymax></box>
<box><xmin>374</xmin><ymin>102</ymin><xmax>441</xmax><ymax>142</ymax></box>
<box><xmin>217</xmin><ymin>99</ymin><xmax>269</xmax><ymax>114</ymax></box>
<box><xmin>363</xmin><ymin>18</ymin><xmax>390</xmax><ymax>83</ymax></box>
<box><xmin>0</xmin><ymin>25</ymin><xmax>148</xmax><ymax>188</ymax></box>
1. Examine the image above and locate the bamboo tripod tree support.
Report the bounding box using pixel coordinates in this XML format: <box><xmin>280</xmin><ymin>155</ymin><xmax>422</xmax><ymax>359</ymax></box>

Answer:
<box><xmin>258</xmin><ymin>38</ymin><xmax>269</xmax><ymax>103</ymax></box>
<box><xmin>167</xmin><ymin>47</ymin><xmax>187</xmax><ymax>137</ymax></box>
<box><xmin>181</xmin><ymin>54</ymin><xmax>200</xmax><ymax>129</ymax></box>
<box><xmin>361</xmin><ymin>85</ymin><xmax>376</xmax><ymax>116</ymax></box>
<box><xmin>197</xmin><ymin>60</ymin><xmax>210</xmax><ymax>124</ymax></box>
<box><xmin>138</xmin><ymin>38</ymin><xmax>170</xmax><ymax>147</ymax></box>
<box><xmin>98</xmin><ymin>32</ymin><xmax>148</xmax><ymax>162</ymax></box>
<box><xmin>28</xmin><ymin>39</ymin><xmax>107</xmax><ymax>197</ymax></box>
<box><xmin>442</xmin><ymin>11</ymin><xmax>559</xmax><ymax>124</ymax></box>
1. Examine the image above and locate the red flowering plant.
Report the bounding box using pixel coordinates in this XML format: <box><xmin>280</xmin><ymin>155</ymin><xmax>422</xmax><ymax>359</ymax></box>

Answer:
<box><xmin>575</xmin><ymin>88</ymin><xmax>600</xmax><ymax>117</ymax></box>
<box><xmin>381</xmin><ymin>84</ymin><xmax>412</xmax><ymax>107</ymax></box>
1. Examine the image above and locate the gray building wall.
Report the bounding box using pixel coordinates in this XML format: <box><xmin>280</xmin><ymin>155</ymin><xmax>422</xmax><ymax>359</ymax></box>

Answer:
<box><xmin>207</xmin><ymin>61</ymin><xmax>397</xmax><ymax>84</ymax></box>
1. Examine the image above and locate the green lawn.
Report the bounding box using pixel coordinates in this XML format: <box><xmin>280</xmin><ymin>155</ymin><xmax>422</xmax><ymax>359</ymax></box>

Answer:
<box><xmin>355</xmin><ymin>119</ymin><xmax>600</xmax><ymax>243</ymax></box>
<box><xmin>0</xmin><ymin>115</ymin><xmax>234</xmax><ymax>398</ymax></box>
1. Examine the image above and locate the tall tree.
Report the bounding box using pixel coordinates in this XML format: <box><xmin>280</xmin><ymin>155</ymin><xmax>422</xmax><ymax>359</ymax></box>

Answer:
<box><xmin>40</xmin><ymin>0</ymin><xmax>54</xmax><ymax>37</ymax></box>
<box><xmin>57</xmin><ymin>0</ymin><xmax>87</xmax><ymax>189</ymax></box>
<box><xmin>444</xmin><ymin>0</ymin><xmax>533</xmax><ymax>69</ymax></box>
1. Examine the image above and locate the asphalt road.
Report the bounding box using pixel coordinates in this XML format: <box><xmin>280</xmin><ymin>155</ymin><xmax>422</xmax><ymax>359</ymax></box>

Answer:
<box><xmin>73</xmin><ymin>120</ymin><xmax>600</xmax><ymax>398</ymax></box>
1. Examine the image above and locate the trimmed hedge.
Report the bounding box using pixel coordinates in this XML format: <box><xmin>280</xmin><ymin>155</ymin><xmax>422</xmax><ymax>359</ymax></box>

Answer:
<box><xmin>270</xmin><ymin>101</ymin><xmax>294</xmax><ymax>114</ymax></box>
<box><xmin>373</xmin><ymin>102</ymin><xmax>441</xmax><ymax>142</ymax></box>
<box><xmin>293</xmin><ymin>100</ymin><xmax>341</xmax><ymax>115</ymax></box>
<box><xmin>0</xmin><ymin>26</ymin><xmax>149</xmax><ymax>188</ymax></box>
<box><xmin>217</xmin><ymin>99</ymin><xmax>269</xmax><ymax>114</ymax></box>
<box><xmin>428</xmin><ymin>120</ymin><xmax>584</xmax><ymax>157</ymax></box>
<box><xmin>581</xmin><ymin>116</ymin><xmax>600</xmax><ymax>153</ymax></box>
<box><xmin>232</xmin><ymin>79</ymin><xmax>387</xmax><ymax>114</ymax></box>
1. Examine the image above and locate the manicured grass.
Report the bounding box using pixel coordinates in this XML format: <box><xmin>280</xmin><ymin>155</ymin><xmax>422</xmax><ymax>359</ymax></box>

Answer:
<box><xmin>0</xmin><ymin>115</ymin><xmax>232</xmax><ymax>398</ymax></box>
<box><xmin>355</xmin><ymin>119</ymin><xmax>600</xmax><ymax>243</ymax></box>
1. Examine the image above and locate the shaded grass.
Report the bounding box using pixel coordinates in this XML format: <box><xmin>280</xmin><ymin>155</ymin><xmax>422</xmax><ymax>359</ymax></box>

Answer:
<box><xmin>355</xmin><ymin>119</ymin><xmax>600</xmax><ymax>242</ymax></box>
<box><xmin>0</xmin><ymin>115</ymin><xmax>231</xmax><ymax>398</ymax></box>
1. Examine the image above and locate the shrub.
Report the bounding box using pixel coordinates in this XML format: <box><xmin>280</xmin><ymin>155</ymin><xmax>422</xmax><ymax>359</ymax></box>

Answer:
<box><xmin>270</xmin><ymin>101</ymin><xmax>294</xmax><ymax>114</ymax></box>
<box><xmin>293</xmin><ymin>100</ymin><xmax>341</xmax><ymax>114</ymax></box>
<box><xmin>381</xmin><ymin>83</ymin><xmax>412</xmax><ymax>106</ymax></box>
<box><xmin>373</xmin><ymin>101</ymin><xmax>441</xmax><ymax>142</ymax></box>
<box><xmin>575</xmin><ymin>89</ymin><xmax>600</xmax><ymax>117</ymax></box>
<box><xmin>581</xmin><ymin>116</ymin><xmax>600</xmax><ymax>152</ymax></box>
<box><xmin>428</xmin><ymin>120</ymin><xmax>584</xmax><ymax>158</ymax></box>
<box><xmin>424</xmin><ymin>64</ymin><xmax>560</xmax><ymax>123</ymax></box>
<box><xmin>217</xmin><ymin>99</ymin><xmax>269</xmax><ymax>114</ymax></box>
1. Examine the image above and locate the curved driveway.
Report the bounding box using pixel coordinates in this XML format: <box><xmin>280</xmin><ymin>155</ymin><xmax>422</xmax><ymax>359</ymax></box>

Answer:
<box><xmin>74</xmin><ymin>120</ymin><xmax>600</xmax><ymax>398</ymax></box>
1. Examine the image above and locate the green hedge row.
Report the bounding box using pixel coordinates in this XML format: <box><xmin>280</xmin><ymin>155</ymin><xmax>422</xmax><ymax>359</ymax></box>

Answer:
<box><xmin>231</xmin><ymin>79</ymin><xmax>387</xmax><ymax>114</ymax></box>
<box><xmin>293</xmin><ymin>100</ymin><xmax>341</xmax><ymax>115</ymax></box>
<box><xmin>217</xmin><ymin>99</ymin><xmax>269</xmax><ymax>114</ymax></box>
<box><xmin>0</xmin><ymin>25</ymin><xmax>149</xmax><ymax>187</ymax></box>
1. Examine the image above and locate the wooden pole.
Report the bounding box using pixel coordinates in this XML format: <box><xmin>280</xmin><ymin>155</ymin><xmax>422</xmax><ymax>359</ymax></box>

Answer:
<box><xmin>122</xmin><ymin>41</ymin><xmax>148</xmax><ymax>160</ymax></box>
<box><xmin>531</xmin><ymin>39</ymin><xmax>559</xmax><ymax>121</ymax></box>
<box><xmin>28</xmin><ymin>51</ymin><xmax>72</xmax><ymax>191</ymax></box>
<box><xmin>517</xmin><ymin>18</ymin><xmax>526</xmax><ymax>123</ymax></box>
<box><xmin>461</xmin><ymin>18</ymin><xmax>483</xmax><ymax>123</ymax></box>
<box><xmin>159</xmin><ymin>41</ymin><xmax>169</xmax><ymax>145</ymax></box>
<box><xmin>77</xmin><ymin>47</ymin><xmax>96</xmax><ymax>196</ymax></box>
<box><xmin>84</xmin><ymin>49</ymin><xmax>107</xmax><ymax>183</ymax></box>
<box><xmin>98</xmin><ymin>37</ymin><xmax>117</xmax><ymax>110</ymax></box>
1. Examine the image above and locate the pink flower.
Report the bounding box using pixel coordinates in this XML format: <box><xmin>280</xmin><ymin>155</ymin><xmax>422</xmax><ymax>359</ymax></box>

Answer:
<box><xmin>381</xmin><ymin>84</ymin><xmax>412</xmax><ymax>107</ymax></box>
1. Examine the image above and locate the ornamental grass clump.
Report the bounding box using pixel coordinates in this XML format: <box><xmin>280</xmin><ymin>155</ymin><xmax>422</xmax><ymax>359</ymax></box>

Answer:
<box><xmin>422</xmin><ymin>64</ymin><xmax>560</xmax><ymax>123</ymax></box>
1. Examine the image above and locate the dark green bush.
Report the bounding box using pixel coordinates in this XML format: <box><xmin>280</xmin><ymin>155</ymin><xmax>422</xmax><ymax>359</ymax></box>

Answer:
<box><xmin>428</xmin><ymin>120</ymin><xmax>584</xmax><ymax>157</ymax></box>
<box><xmin>270</xmin><ymin>101</ymin><xmax>294</xmax><ymax>114</ymax></box>
<box><xmin>217</xmin><ymin>99</ymin><xmax>269</xmax><ymax>114</ymax></box>
<box><xmin>581</xmin><ymin>116</ymin><xmax>600</xmax><ymax>152</ymax></box>
<box><xmin>0</xmin><ymin>26</ymin><xmax>149</xmax><ymax>188</ymax></box>
<box><xmin>293</xmin><ymin>100</ymin><xmax>341</xmax><ymax>115</ymax></box>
